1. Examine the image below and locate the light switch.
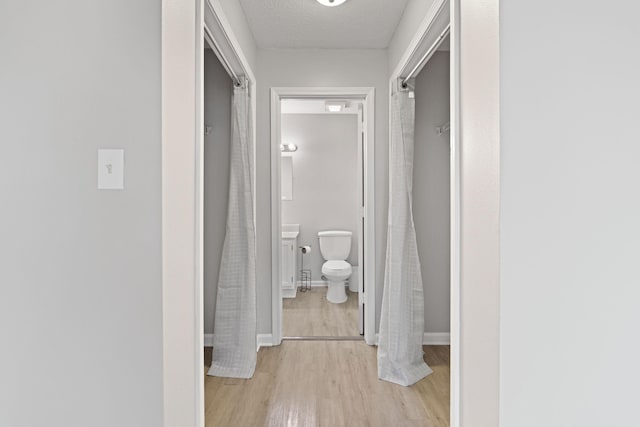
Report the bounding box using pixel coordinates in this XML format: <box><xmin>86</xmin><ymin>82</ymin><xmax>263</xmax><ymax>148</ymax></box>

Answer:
<box><xmin>98</xmin><ymin>149</ymin><xmax>124</xmax><ymax>190</ymax></box>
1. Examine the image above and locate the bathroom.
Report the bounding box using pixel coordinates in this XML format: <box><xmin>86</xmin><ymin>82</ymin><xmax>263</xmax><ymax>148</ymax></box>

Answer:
<box><xmin>279</xmin><ymin>99</ymin><xmax>363</xmax><ymax>338</ymax></box>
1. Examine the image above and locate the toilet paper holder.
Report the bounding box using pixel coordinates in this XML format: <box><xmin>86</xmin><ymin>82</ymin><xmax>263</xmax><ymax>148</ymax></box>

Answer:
<box><xmin>299</xmin><ymin>246</ymin><xmax>311</xmax><ymax>292</ymax></box>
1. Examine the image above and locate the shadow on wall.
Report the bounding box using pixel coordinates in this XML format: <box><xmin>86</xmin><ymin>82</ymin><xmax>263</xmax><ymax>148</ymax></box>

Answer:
<box><xmin>203</xmin><ymin>49</ymin><xmax>233</xmax><ymax>335</ymax></box>
<box><xmin>413</xmin><ymin>51</ymin><xmax>451</xmax><ymax>334</ymax></box>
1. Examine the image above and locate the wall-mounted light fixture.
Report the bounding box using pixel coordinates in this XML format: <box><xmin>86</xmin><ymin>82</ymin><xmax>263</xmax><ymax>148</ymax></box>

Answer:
<box><xmin>316</xmin><ymin>0</ymin><xmax>348</xmax><ymax>7</ymax></box>
<box><xmin>280</xmin><ymin>143</ymin><xmax>298</xmax><ymax>152</ymax></box>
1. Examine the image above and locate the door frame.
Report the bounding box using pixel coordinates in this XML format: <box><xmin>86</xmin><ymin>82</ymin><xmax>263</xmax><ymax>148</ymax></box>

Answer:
<box><xmin>161</xmin><ymin>0</ymin><xmax>500</xmax><ymax>424</ymax></box>
<box><xmin>161</xmin><ymin>0</ymin><xmax>256</xmax><ymax>426</ymax></box>
<box><xmin>389</xmin><ymin>0</ymin><xmax>458</xmax><ymax>424</ymax></box>
<box><xmin>270</xmin><ymin>87</ymin><xmax>376</xmax><ymax>346</ymax></box>
<box><xmin>388</xmin><ymin>0</ymin><xmax>500</xmax><ymax>426</ymax></box>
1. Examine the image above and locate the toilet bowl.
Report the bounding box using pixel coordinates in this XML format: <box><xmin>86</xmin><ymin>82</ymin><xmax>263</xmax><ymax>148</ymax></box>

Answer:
<box><xmin>322</xmin><ymin>260</ymin><xmax>352</xmax><ymax>303</ymax></box>
<box><xmin>318</xmin><ymin>230</ymin><xmax>353</xmax><ymax>304</ymax></box>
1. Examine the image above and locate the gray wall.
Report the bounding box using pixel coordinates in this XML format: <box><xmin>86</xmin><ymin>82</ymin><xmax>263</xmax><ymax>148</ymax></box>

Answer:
<box><xmin>413</xmin><ymin>52</ymin><xmax>450</xmax><ymax>333</ymax></box>
<box><xmin>203</xmin><ymin>50</ymin><xmax>233</xmax><ymax>335</ymax></box>
<box><xmin>0</xmin><ymin>1</ymin><xmax>162</xmax><ymax>426</ymax></box>
<box><xmin>281</xmin><ymin>114</ymin><xmax>360</xmax><ymax>280</ymax></box>
<box><xmin>256</xmin><ymin>48</ymin><xmax>389</xmax><ymax>334</ymax></box>
<box><xmin>501</xmin><ymin>1</ymin><xmax>640</xmax><ymax>425</ymax></box>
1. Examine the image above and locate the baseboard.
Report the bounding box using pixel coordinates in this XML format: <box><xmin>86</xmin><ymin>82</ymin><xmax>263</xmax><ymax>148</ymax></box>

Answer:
<box><xmin>257</xmin><ymin>334</ymin><xmax>273</xmax><ymax>351</ymax></box>
<box><xmin>423</xmin><ymin>332</ymin><xmax>451</xmax><ymax>345</ymax></box>
<box><xmin>282</xmin><ymin>287</ymin><xmax>297</xmax><ymax>298</ymax></box>
<box><xmin>298</xmin><ymin>280</ymin><xmax>328</xmax><ymax>287</ymax></box>
<box><xmin>374</xmin><ymin>332</ymin><xmax>451</xmax><ymax>346</ymax></box>
<box><xmin>203</xmin><ymin>333</ymin><xmax>274</xmax><ymax>352</ymax></box>
<box><xmin>296</xmin><ymin>280</ymin><xmax>349</xmax><ymax>288</ymax></box>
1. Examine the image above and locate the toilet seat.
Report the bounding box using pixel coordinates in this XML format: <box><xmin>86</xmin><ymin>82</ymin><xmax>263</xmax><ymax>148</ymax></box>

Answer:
<box><xmin>322</xmin><ymin>260</ymin><xmax>351</xmax><ymax>275</ymax></box>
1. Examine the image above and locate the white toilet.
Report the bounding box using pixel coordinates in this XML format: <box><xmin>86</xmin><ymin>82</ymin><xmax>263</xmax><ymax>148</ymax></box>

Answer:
<box><xmin>318</xmin><ymin>230</ymin><xmax>352</xmax><ymax>304</ymax></box>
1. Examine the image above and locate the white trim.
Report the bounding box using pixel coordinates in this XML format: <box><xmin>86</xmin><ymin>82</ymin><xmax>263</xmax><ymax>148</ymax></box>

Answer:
<box><xmin>296</xmin><ymin>281</ymin><xmax>355</xmax><ymax>288</ymax></box>
<box><xmin>389</xmin><ymin>1</ymin><xmax>459</xmax><ymax>425</ymax></box>
<box><xmin>424</xmin><ymin>332</ymin><xmax>451</xmax><ymax>345</ymax></box>
<box><xmin>257</xmin><ymin>334</ymin><xmax>274</xmax><ymax>350</ymax></box>
<box><xmin>204</xmin><ymin>0</ymin><xmax>254</xmax><ymax>83</ymax></box>
<box><xmin>162</xmin><ymin>0</ymin><xmax>201</xmax><ymax>425</ymax></box>
<box><xmin>450</xmin><ymin>1</ymin><xmax>461</xmax><ymax>425</ymax></box>
<box><xmin>391</xmin><ymin>0</ymin><xmax>451</xmax><ymax>81</ymax></box>
<box><xmin>167</xmin><ymin>1</ymin><xmax>257</xmax><ymax>426</ymax></box>
<box><xmin>298</xmin><ymin>280</ymin><xmax>330</xmax><ymax>287</ymax></box>
<box><xmin>374</xmin><ymin>333</ymin><xmax>451</xmax><ymax>346</ymax></box>
<box><xmin>270</xmin><ymin>92</ymin><xmax>283</xmax><ymax>346</ymax></box>
<box><xmin>282</xmin><ymin>288</ymin><xmax>297</xmax><ymax>298</ymax></box>
<box><xmin>204</xmin><ymin>334</ymin><xmax>274</xmax><ymax>351</ymax></box>
<box><xmin>271</xmin><ymin>87</ymin><xmax>377</xmax><ymax>347</ymax></box>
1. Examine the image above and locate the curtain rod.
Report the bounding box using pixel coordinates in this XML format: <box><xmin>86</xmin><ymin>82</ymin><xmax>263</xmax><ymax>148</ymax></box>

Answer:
<box><xmin>203</xmin><ymin>25</ymin><xmax>243</xmax><ymax>87</ymax></box>
<box><xmin>401</xmin><ymin>24</ymin><xmax>451</xmax><ymax>88</ymax></box>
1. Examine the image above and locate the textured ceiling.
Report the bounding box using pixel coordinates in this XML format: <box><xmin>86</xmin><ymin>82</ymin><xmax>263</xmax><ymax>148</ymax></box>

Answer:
<box><xmin>239</xmin><ymin>0</ymin><xmax>410</xmax><ymax>49</ymax></box>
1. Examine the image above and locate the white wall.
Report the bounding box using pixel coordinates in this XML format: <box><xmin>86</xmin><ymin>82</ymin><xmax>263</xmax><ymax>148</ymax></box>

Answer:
<box><xmin>281</xmin><ymin>114</ymin><xmax>360</xmax><ymax>280</ymax></box>
<box><xmin>0</xmin><ymin>1</ymin><xmax>162</xmax><ymax>426</ymax></box>
<box><xmin>215</xmin><ymin>0</ymin><xmax>258</xmax><ymax>73</ymax></box>
<box><xmin>256</xmin><ymin>48</ymin><xmax>388</xmax><ymax>334</ymax></box>
<box><xmin>387</xmin><ymin>0</ymin><xmax>437</xmax><ymax>72</ymax></box>
<box><xmin>414</xmin><ymin>52</ymin><xmax>450</xmax><ymax>334</ymax></box>
<box><xmin>500</xmin><ymin>1</ymin><xmax>640</xmax><ymax>425</ymax></box>
<box><xmin>203</xmin><ymin>50</ymin><xmax>233</xmax><ymax>335</ymax></box>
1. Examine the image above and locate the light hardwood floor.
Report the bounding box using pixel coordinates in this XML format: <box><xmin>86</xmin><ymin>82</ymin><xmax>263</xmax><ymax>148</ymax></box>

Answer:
<box><xmin>283</xmin><ymin>287</ymin><xmax>359</xmax><ymax>336</ymax></box>
<box><xmin>204</xmin><ymin>342</ymin><xmax>450</xmax><ymax>427</ymax></box>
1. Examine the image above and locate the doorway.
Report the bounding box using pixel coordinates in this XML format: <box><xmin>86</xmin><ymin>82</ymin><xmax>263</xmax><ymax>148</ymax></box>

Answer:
<box><xmin>270</xmin><ymin>88</ymin><xmax>376</xmax><ymax>345</ymax></box>
<box><xmin>278</xmin><ymin>99</ymin><xmax>364</xmax><ymax>339</ymax></box>
<box><xmin>161</xmin><ymin>0</ymin><xmax>501</xmax><ymax>424</ymax></box>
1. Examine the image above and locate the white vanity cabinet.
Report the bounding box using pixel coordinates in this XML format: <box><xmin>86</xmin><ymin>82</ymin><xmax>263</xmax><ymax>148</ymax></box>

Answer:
<box><xmin>281</xmin><ymin>224</ymin><xmax>299</xmax><ymax>299</ymax></box>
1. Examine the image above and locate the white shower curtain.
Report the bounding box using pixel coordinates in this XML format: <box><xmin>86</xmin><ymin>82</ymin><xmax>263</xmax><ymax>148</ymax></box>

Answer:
<box><xmin>208</xmin><ymin>80</ymin><xmax>257</xmax><ymax>379</ymax></box>
<box><xmin>378</xmin><ymin>80</ymin><xmax>433</xmax><ymax>386</ymax></box>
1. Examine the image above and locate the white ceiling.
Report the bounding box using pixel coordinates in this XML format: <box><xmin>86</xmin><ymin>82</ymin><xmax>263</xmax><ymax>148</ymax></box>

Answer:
<box><xmin>239</xmin><ymin>0</ymin><xmax>410</xmax><ymax>49</ymax></box>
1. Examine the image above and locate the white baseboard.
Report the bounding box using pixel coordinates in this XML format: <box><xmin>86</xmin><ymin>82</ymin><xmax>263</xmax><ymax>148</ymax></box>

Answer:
<box><xmin>257</xmin><ymin>334</ymin><xmax>273</xmax><ymax>350</ymax></box>
<box><xmin>297</xmin><ymin>280</ymin><xmax>349</xmax><ymax>288</ymax></box>
<box><xmin>204</xmin><ymin>333</ymin><xmax>274</xmax><ymax>352</ymax></box>
<box><xmin>423</xmin><ymin>332</ymin><xmax>451</xmax><ymax>345</ymax></box>
<box><xmin>298</xmin><ymin>280</ymin><xmax>328</xmax><ymax>287</ymax></box>
<box><xmin>374</xmin><ymin>332</ymin><xmax>451</xmax><ymax>346</ymax></box>
<box><xmin>282</xmin><ymin>287</ymin><xmax>297</xmax><ymax>298</ymax></box>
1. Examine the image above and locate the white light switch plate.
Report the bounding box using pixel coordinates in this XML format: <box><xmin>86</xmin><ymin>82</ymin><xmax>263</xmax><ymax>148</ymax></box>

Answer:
<box><xmin>98</xmin><ymin>149</ymin><xmax>124</xmax><ymax>190</ymax></box>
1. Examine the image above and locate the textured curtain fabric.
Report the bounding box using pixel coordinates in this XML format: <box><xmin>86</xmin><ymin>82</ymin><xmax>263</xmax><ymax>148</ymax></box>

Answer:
<box><xmin>378</xmin><ymin>81</ymin><xmax>433</xmax><ymax>386</ymax></box>
<box><xmin>208</xmin><ymin>80</ymin><xmax>257</xmax><ymax>378</ymax></box>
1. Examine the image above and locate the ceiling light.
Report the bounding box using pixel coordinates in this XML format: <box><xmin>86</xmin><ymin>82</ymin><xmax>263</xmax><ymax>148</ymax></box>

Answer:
<box><xmin>325</xmin><ymin>101</ymin><xmax>346</xmax><ymax>113</ymax></box>
<box><xmin>316</xmin><ymin>0</ymin><xmax>348</xmax><ymax>7</ymax></box>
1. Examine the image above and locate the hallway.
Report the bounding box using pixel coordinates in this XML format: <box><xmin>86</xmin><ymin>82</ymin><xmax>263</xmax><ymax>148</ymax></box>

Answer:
<box><xmin>204</xmin><ymin>342</ymin><xmax>450</xmax><ymax>426</ymax></box>
<box><xmin>283</xmin><ymin>288</ymin><xmax>359</xmax><ymax>337</ymax></box>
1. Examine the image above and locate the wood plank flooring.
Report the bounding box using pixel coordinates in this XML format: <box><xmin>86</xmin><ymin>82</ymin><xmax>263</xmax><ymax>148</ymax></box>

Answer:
<box><xmin>204</xmin><ymin>342</ymin><xmax>450</xmax><ymax>426</ymax></box>
<box><xmin>283</xmin><ymin>287</ymin><xmax>359</xmax><ymax>336</ymax></box>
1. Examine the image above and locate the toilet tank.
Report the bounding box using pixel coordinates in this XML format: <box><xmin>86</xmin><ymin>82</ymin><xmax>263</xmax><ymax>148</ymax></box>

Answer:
<box><xmin>318</xmin><ymin>230</ymin><xmax>352</xmax><ymax>260</ymax></box>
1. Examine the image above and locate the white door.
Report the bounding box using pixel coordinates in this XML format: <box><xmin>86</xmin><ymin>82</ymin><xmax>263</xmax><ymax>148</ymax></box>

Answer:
<box><xmin>357</xmin><ymin>107</ymin><xmax>365</xmax><ymax>335</ymax></box>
